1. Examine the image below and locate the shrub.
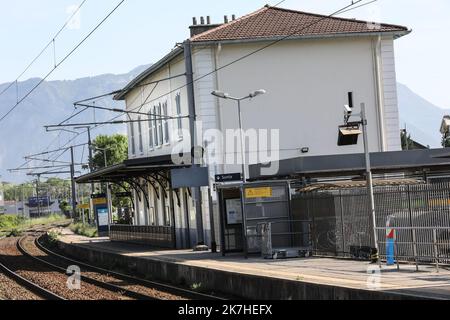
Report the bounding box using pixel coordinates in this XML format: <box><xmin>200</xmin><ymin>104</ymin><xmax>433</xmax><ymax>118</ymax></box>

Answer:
<box><xmin>69</xmin><ymin>223</ymin><xmax>98</xmax><ymax>238</ymax></box>
<box><xmin>8</xmin><ymin>228</ymin><xmax>23</xmax><ymax>238</ymax></box>
<box><xmin>0</xmin><ymin>215</ymin><xmax>24</xmax><ymax>230</ymax></box>
<box><xmin>47</xmin><ymin>230</ymin><xmax>61</xmax><ymax>243</ymax></box>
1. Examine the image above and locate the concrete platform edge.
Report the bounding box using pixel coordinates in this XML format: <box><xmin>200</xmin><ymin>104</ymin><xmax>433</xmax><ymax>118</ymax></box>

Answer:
<box><xmin>56</xmin><ymin>240</ymin><xmax>430</xmax><ymax>300</ymax></box>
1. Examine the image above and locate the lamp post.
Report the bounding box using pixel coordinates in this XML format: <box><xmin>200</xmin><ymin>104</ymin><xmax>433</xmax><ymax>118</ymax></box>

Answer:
<box><xmin>342</xmin><ymin>102</ymin><xmax>380</xmax><ymax>264</ymax></box>
<box><xmin>211</xmin><ymin>89</ymin><xmax>266</xmax><ymax>258</ymax></box>
<box><xmin>211</xmin><ymin>89</ymin><xmax>266</xmax><ymax>182</ymax></box>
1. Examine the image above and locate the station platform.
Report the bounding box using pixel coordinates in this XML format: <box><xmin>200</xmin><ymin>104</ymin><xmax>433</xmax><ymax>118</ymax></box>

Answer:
<box><xmin>55</xmin><ymin>228</ymin><xmax>450</xmax><ymax>300</ymax></box>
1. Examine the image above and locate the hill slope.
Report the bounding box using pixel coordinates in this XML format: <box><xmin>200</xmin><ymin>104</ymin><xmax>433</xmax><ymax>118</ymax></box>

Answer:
<box><xmin>398</xmin><ymin>83</ymin><xmax>449</xmax><ymax>148</ymax></box>
<box><xmin>0</xmin><ymin>65</ymin><xmax>149</xmax><ymax>182</ymax></box>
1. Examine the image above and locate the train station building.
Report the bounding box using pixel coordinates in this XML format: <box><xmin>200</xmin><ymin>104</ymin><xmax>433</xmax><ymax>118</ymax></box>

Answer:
<box><xmin>75</xmin><ymin>5</ymin><xmax>432</xmax><ymax>258</ymax></box>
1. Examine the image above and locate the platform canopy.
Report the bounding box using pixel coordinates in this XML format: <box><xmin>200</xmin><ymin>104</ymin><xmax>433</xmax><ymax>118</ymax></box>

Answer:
<box><xmin>249</xmin><ymin>149</ymin><xmax>450</xmax><ymax>181</ymax></box>
<box><xmin>75</xmin><ymin>155</ymin><xmax>191</xmax><ymax>184</ymax></box>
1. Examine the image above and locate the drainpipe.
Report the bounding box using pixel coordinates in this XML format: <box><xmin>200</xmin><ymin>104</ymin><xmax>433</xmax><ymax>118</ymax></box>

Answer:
<box><xmin>183</xmin><ymin>40</ymin><xmax>205</xmax><ymax>246</ymax></box>
<box><xmin>372</xmin><ymin>36</ymin><xmax>386</xmax><ymax>152</ymax></box>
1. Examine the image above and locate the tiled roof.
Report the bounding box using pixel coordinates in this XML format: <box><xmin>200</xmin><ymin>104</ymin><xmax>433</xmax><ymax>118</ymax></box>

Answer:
<box><xmin>191</xmin><ymin>6</ymin><xmax>409</xmax><ymax>42</ymax></box>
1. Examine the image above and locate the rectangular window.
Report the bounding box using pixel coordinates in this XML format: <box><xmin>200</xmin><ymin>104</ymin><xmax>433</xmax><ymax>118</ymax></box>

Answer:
<box><xmin>138</xmin><ymin>116</ymin><xmax>143</xmax><ymax>153</ymax></box>
<box><xmin>162</xmin><ymin>187</ymin><xmax>171</xmax><ymax>226</ymax></box>
<box><xmin>153</xmin><ymin>105</ymin><xmax>159</xmax><ymax>147</ymax></box>
<box><xmin>175</xmin><ymin>93</ymin><xmax>183</xmax><ymax>140</ymax></box>
<box><xmin>130</xmin><ymin>121</ymin><xmax>136</xmax><ymax>155</ymax></box>
<box><xmin>148</xmin><ymin>111</ymin><xmax>154</xmax><ymax>149</ymax></box>
<box><xmin>157</xmin><ymin>103</ymin><xmax>163</xmax><ymax>146</ymax></box>
<box><xmin>162</xmin><ymin>101</ymin><xmax>170</xmax><ymax>144</ymax></box>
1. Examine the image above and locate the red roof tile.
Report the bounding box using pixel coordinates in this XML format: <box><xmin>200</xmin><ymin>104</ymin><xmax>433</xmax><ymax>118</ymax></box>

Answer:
<box><xmin>191</xmin><ymin>6</ymin><xmax>409</xmax><ymax>42</ymax></box>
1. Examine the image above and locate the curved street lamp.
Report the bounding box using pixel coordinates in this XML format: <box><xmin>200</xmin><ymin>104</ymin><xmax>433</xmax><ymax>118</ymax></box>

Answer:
<box><xmin>212</xmin><ymin>88</ymin><xmax>266</xmax><ymax>259</ymax></box>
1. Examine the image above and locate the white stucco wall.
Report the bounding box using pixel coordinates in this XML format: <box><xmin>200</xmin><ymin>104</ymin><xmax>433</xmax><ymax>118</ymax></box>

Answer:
<box><xmin>125</xmin><ymin>55</ymin><xmax>190</xmax><ymax>160</ymax></box>
<box><xmin>380</xmin><ymin>38</ymin><xmax>402</xmax><ymax>151</ymax></box>
<box><xmin>204</xmin><ymin>37</ymin><xmax>401</xmax><ymax>175</ymax></box>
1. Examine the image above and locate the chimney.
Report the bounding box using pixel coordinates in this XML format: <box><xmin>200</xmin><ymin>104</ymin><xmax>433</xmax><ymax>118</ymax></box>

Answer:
<box><xmin>232</xmin><ymin>14</ymin><xmax>236</xmax><ymax>21</ymax></box>
<box><xmin>189</xmin><ymin>16</ymin><xmax>223</xmax><ymax>37</ymax></box>
<box><xmin>224</xmin><ymin>15</ymin><xmax>229</xmax><ymax>23</ymax></box>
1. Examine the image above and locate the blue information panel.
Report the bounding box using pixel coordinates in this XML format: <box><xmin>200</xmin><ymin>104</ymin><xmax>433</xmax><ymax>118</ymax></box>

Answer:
<box><xmin>97</xmin><ymin>207</ymin><xmax>109</xmax><ymax>232</ymax></box>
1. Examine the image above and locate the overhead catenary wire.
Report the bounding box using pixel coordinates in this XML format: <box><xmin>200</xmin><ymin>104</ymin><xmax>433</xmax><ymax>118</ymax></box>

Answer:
<box><xmin>0</xmin><ymin>0</ymin><xmax>127</xmax><ymax>123</ymax></box>
<box><xmin>0</xmin><ymin>0</ymin><xmax>88</xmax><ymax>99</ymax></box>
<box><xmin>43</xmin><ymin>0</ymin><xmax>286</xmax><ymax>148</ymax></box>
<box><xmin>48</xmin><ymin>0</ymin><xmax>375</xmax><ymax>132</ymax></box>
<box><xmin>24</xmin><ymin>143</ymin><xmax>88</xmax><ymax>159</ymax></box>
<box><xmin>45</xmin><ymin>117</ymin><xmax>191</xmax><ymax>130</ymax></box>
<box><xmin>23</xmin><ymin>0</ymin><xmax>375</xmax><ymax>177</ymax></box>
<box><xmin>131</xmin><ymin>0</ymin><xmax>374</xmax><ymax>112</ymax></box>
<box><xmin>49</xmin><ymin>0</ymin><xmax>291</xmax><ymax>131</ymax></box>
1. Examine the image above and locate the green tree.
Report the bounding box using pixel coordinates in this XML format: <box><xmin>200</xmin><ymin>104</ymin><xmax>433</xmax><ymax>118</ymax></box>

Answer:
<box><xmin>91</xmin><ymin>134</ymin><xmax>130</xmax><ymax>216</ymax></box>
<box><xmin>92</xmin><ymin>134</ymin><xmax>128</xmax><ymax>170</ymax></box>
<box><xmin>442</xmin><ymin>135</ymin><xmax>450</xmax><ymax>148</ymax></box>
<box><xmin>401</xmin><ymin>130</ymin><xmax>414</xmax><ymax>151</ymax></box>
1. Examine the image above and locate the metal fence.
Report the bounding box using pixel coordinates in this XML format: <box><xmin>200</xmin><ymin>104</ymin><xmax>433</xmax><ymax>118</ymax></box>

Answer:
<box><xmin>292</xmin><ymin>180</ymin><xmax>450</xmax><ymax>265</ymax></box>
<box><xmin>376</xmin><ymin>226</ymin><xmax>450</xmax><ymax>271</ymax></box>
<box><xmin>109</xmin><ymin>225</ymin><xmax>176</xmax><ymax>249</ymax></box>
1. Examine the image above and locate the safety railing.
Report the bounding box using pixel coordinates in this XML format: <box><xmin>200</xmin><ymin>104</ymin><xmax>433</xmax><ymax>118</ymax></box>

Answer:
<box><xmin>109</xmin><ymin>224</ymin><xmax>176</xmax><ymax>249</ymax></box>
<box><xmin>375</xmin><ymin>226</ymin><xmax>450</xmax><ymax>272</ymax></box>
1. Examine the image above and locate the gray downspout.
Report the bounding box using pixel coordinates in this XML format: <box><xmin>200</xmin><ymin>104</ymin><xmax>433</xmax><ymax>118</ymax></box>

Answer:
<box><xmin>183</xmin><ymin>40</ymin><xmax>205</xmax><ymax>245</ymax></box>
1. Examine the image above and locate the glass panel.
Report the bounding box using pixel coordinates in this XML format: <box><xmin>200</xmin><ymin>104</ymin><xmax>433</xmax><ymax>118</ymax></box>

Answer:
<box><xmin>163</xmin><ymin>102</ymin><xmax>169</xmax><ymax>144</ymax></box>
<box><xmin>176</xmin><ymin>93</ymin><xmax>183</xmax><ymax>139</ymax></box>
<box><xmin>130</xmin><ymin>121</ymin><xmax>136</xmax><ymax>155</ymax></box>
<box><xmin>148</xmin><ymin>112</ymin><xmax>153</xmax><ymax>149</ymax></box>
<box><xmin>138</xmin><ymin>116</ymin><xmax>143</xmax><ymax>153</ymax></box>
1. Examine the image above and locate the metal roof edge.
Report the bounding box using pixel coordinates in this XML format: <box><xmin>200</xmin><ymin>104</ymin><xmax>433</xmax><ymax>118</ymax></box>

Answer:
<box><xmin>191</xmin><ymin>30</ymin><xmax>411</xmax><ymax>46</ymax></box>
<box><xmin>114</xmin><ymin>46</ymin><xmax>184</xmax><ymax>101</ymax></box>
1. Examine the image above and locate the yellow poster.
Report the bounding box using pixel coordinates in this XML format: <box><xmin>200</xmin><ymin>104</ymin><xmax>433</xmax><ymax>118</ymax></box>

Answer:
<box><xmin>77</xmin><ymin>203</ymin><xmax>90</xmax><ymax>210</ymax></box>
<box><xmin>245</xmin><ymin>187</ymin><xmax>273</xmax><ymax>199</ymax></box>
<box><xmin>92</xmin><ymin>198</ymin><xmax>107</xmax><ymax>205</ymax></box>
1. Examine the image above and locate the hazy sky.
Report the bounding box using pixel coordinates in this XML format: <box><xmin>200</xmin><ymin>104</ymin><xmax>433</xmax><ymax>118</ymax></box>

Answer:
<box><xmin>0</xmin><ymin>0</ymin><xmax>449</xmax><ymax>108</ymax></box>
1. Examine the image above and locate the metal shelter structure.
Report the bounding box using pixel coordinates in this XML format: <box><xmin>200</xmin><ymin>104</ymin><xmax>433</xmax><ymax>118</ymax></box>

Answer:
<box><xmin>216</xmin><ymin>149</ymin><xmax>450</xmax><ymax>263</ymax></box>
<box><xmin>75</xmin><ymin>155</ymin><xmax>202</xmax><ymax>249</ymax></box>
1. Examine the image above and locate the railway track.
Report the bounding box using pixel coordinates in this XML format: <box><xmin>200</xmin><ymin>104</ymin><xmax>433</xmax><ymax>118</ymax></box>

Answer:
<box><xmin>0</xmin><ymin>228</ymin><xmax>225</xmax><ymax>300</ymax></box>
<box><xmin>0</xmin><ymin>236</ymin><xmax>136</xmax><ymax>300</ymax></box>
<box><xmin>35</xmin><ymin>234</ymin><xmax>225</xmax><ymax>300</ymax></box>
<box><xmin>0</xmin><ymin>259</ymin><xmax>64</xmax><ymax>300</ymax></box>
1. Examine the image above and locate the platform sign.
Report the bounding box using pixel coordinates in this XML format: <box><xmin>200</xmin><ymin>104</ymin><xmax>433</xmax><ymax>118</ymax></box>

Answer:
<box><xmin>92</xmin><ymin>193</ymin><xmax>109</xmax><ymax>235</ymax></box>
<box><xmin>245</xmin><ymin>187</ymin><xmax>273</xmax><ymax>199</ymax></box>
<box><xmin>171</xmin><ymin>167</ymin><xmax>209</xmax><ymax>188</ymax></box>
<box><xmin>77</xmin><ymin>203</ymin><xmax>90</xmax><ymax>210</ymax></box>
<box><xmin>115</xmin><ymin>192</ymin><xmax>132</xmax><ymax>198</ymax></box>
<box><xmin>97</xmin><ymin>208</ymin><xmax>109</xmax><ymax>229</ymax></box>
<box><xmin>92</xmin><ymin>198</ymin><xmax>107</xmax><ymax>206</ymax></box>
<box><xmin>215</xmin><ymin>173</ymin><xmax>242</xmax><ymax>183</ymax></box>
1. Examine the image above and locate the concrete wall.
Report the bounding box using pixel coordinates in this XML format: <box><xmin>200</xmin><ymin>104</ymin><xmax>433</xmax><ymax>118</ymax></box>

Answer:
<box><xmin>57</xmin><ymin>240</ymin><xmax>425</xmax><ymax>300</ymax></box>
<box><xmin>121</xmin><ymin>35</ymin><xmax>403</xmax><ymax>250</ymax></box>
<box><xmin>210</xmin><ymin>37</ymin><xmax>401</xmax><ymax>177</ymax></box>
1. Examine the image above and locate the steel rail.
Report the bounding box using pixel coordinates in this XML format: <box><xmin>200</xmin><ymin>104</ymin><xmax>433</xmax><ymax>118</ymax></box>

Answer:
<box><xmin>0</xmin><ymin>239</ymin><xmax>65</xmax><ymax>301</ymax></box>
<box><xmin>17</xmin><ymin>236</ymin><xmax>158</xmax><ymax>300</ymax></box>
<box><xmin>36</xmin><ymin>235</ymin><xmax>225</xmax><ymax>300</ymax></box>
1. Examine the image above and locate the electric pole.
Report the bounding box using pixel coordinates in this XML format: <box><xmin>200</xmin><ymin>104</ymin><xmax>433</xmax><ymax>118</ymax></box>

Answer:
<box><xmin>75</xmin><ymin>126</ymin><xmax>94</xmax><ymax>224</ymax></box>
<box><xmin>36</xmin><ymin>175</ymin><xmax>41</xmax><ymax>218</ymax></box>
<box><xmin>70</xmin><ymin>146</ymin><xmax>77</xmax><ymax>219</ymax></box>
